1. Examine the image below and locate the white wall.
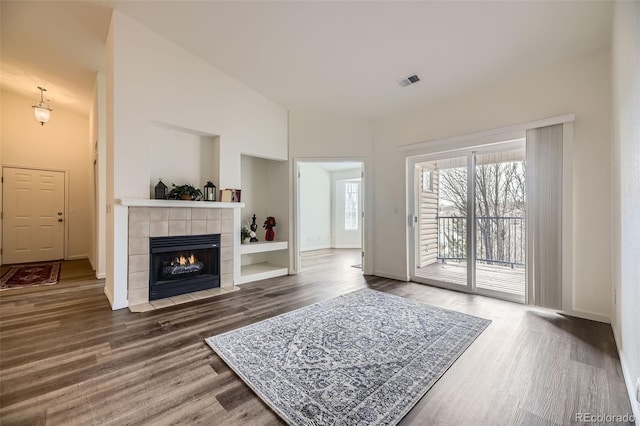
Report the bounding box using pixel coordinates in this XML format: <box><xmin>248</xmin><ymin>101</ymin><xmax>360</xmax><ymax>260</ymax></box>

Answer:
<box><xmin>288</xmin><ymin>111</ymin><xmax>374</xmax><ymax>272</ymax></box>
<box><xmin>90</xmin><ymin>72</ymin><xmax>107</xmax><ymax>279</ymax></box>
<box><xmin>1</xmin><ymin>89</ymin><xmax>92</xmax><ymax>262</ymax></box>
<box><xmin>148</xmin><ymin>125</ymin><xmax>217</xmax><ymax>197</ymax></box>
<box><xmin>332</xmin><ymin>168</ymin><xmax>362</xmax><ymax>248</ymax></box>
<box><xmin>240</xmin><ymin>155</ymin><xmax>270</xmax><ymax>231</ymax></box>
<box><xmin>105</xmin><ymin>11</ymin><xmax>288</xmax><ymax>308</ymax></box>
<box><xmin>105</xmin><ymin>18</ymin><xmax>120</xmax><ymax>308</ymax></box>
<box><xmin>108</xmin><ymin>11</ymin><xmax>287</xmax><ymax>200</ymax></box>
<box><xmin>289</xmin><ymin>111</ymin><xmax>374</xmax><ymax>160</ymax></box>
<box><xmin>299</xmin><ymin>163</ymin><xmax>331</xmax><ymax>251</ymax></box>
<box><xmin>373</xmin><ymin>51</ymin><xmax>613</xmax><ymax>319</ymax></box>
<box><xmin>240</xmin><ymin>154</ymin><xmax>290</xmax><ymax>241</ymax></box>
<box><xmin>240</xmin><ymin>154</ymin><xmax>289</xmax><ymax>267</ymax></box>
<box><xmin>611</xmin><ymin>0</ymin><xmax>640</xmax><ymax>418</ymax></box>
<box><xmin>88</xmin><ymin>91</ymin><xmax>97</xmax><ymax>270</ymax></box>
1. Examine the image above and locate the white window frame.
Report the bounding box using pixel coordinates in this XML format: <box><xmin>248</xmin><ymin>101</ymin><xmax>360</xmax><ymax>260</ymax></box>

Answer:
<box><xmin>345</xmin><ymin>181</ymin><xmax>359</xmax><ymax>230</ymax></box>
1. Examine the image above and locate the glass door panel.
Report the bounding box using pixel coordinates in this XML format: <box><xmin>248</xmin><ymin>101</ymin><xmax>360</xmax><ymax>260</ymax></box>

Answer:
<box><xmin>414</xmin><ymin>155</ymin><xmax>469</xmax><ymax>289</ymax></box>
<box><xmin>474</xmin><ymin>149</ymin><xmax>526</xmax><ymax>300</ymax></box>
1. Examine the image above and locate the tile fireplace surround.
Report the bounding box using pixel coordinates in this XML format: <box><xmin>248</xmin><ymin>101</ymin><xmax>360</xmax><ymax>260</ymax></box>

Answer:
<box><xmin>117</xmin><ymin>200</ymin><xmax>243</xmax><ymax>308</ymax></box>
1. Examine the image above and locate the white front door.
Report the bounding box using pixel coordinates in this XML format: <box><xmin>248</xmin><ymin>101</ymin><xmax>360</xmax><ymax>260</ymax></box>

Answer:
<box><xmin>2</xmin><ymin>167</ymin><xmax>65</xmax><ymax>264</ymax></box>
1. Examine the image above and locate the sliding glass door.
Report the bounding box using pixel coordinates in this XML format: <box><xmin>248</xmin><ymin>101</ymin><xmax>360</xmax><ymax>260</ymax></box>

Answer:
<box><xmin>411</xmin><ymin>142</ymin><xmax>526</xmax><ymax>303</ymax></box>
<box><xmin>413</xmin><ymin>155</ymin><xmax>469</xmax><ymax>291</ymax></box>
<box><xmin>473</xmin><ymin>149</ymin><xmax>526</xmax><ymax>299</ymax></box>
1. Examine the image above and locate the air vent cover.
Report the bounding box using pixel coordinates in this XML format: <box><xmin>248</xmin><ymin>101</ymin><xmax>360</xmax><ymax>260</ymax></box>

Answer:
<box><xmin>398</xmin><ymin>74</ymin><xmax>421</xmax><ymax>87</ymax></box>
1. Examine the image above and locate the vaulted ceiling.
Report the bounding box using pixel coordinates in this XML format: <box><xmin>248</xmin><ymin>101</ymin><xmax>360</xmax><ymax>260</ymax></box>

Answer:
<box><xmin>1</xmin><ymin>1</ymin><xmax>613</xmax><ymax>118</ymax></box>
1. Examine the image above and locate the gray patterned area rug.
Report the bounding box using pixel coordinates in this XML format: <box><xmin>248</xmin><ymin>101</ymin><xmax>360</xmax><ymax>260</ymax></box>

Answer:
<box><xmin>205</xmin><ymin>288</ymin><xmax>490</xmax><ymax>425</ymax></box>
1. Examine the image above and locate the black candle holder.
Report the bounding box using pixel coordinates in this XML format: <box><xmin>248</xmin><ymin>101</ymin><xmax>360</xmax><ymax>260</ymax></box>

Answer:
<box><xmin>250</xmin><ymin>214</ymin><xmax>259</xmax><ymax>242</ymax></box>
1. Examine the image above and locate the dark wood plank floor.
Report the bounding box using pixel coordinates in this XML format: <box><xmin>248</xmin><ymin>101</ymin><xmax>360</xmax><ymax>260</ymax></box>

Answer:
<box><xmin>0</xmin><ymin>250</ymin><xmax>633</xmax><ymax>425</ymax></box>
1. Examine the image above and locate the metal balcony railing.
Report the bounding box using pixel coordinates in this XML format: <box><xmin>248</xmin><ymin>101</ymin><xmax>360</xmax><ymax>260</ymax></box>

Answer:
<box><xmin>437</xmin><ymin>216</ymin><xmax>526</xmax><ymax>268</ymax></box>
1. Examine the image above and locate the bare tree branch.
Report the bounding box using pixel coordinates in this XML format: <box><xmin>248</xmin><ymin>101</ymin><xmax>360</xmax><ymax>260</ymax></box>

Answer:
<box><xmin>437</xmin><ymin>160</ymin><xmax>525</xmax><ymax>264</ymax></box>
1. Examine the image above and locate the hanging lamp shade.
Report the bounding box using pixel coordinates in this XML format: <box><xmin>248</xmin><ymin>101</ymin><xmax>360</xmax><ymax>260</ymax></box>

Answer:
<box><xmin>32</xmin><ymin>86</ymin><xmax>52</xmax><ymax>125</ymax></box>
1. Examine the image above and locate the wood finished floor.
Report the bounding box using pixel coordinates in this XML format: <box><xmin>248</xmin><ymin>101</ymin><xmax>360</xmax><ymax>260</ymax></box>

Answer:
<box><xmin>0</xmin><ymin>250</ymin><xmax>633</xmax><ymax>425</ymax></box>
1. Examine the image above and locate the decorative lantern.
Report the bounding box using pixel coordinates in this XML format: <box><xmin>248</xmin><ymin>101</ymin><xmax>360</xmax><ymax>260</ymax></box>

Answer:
<box><xmin>154</xmin><ymin>179</ymin><xmax>168</xmax><ymax>200</ymax></box>
<box><xmin>204</xmin><ymin>181</ymin><xmax>217</xmax><ymax>201</ymax></box>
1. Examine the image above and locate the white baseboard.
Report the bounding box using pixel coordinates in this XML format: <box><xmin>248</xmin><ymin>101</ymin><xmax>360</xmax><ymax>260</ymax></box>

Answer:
<box><xmin>96</xmin><ymin>272</ymin><xmax>106</xmax><ymax>279</ymax></box>
<box><xmin>333</xmin><ymin>244</ymin><xmax>361</xmax><ymax>249</ymax></box>
<box><xmin>67</xmin><ymin>254</ymin><xmax>88</xmax><ymax>261</ymax></box>
<box><xmin>103</xmin><ymin>286</ymin><xmax>114</xmax><ymax>306</ymax></box>
<box><xmin>2</xmin><ymin>255</ymin><xmax>88</xmax><ymax>265</ymax></box>
<box><xmin>612</xmin><ymin>326</ymin><xmax>640</xmax><ymax>421</ymax></box>
<box><xmin>556</xmin><ymin>309</ymin><xmax>610</xmax><ymax>324</ymax></box>
<box><xmin>373</xmin><ymin>270</ymin><xmax>409</xmax><ymax>282</ymax></box>
<box><xmin>300</xmin><ymin>245</ymin><xmax>331</xmax><ymax>252</ymax></box>
<box><xmin>87</xmin><ymin>255</ymin><xmax>95</xmax><ymax>270</ymax></box>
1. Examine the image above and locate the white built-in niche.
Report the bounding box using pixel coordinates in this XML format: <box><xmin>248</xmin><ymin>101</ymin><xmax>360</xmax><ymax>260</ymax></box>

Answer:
<box><xmin>148</xmin><ymin>122</ymin><xmax>220</xmax><ymax>197</ymax></box>
<box><xmin>237</xmin><ymin>154</ymin><xmax>289</xmax><ymax>284</ymax></box>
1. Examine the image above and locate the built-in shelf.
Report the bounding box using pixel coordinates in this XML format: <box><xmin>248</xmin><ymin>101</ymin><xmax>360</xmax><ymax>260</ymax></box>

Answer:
<box><xmin>238</xmin><ymin>241</ymin><xmax>289</xmax><ymax>284</ymax></box>
<box><xmin>238</xmin><ymin>154</ymin><xmax>289</xmax><ymax>286</ymax></box>
<box><xmin>239</xmin><ymin>240</ymin><xmax>288</xmax><ymax>255</ymax></box>
<box><xmin>237</xmin><ymin>262</ymin><xmax>289</xmax><ymax>285</ymax></box>
<box><xmin>116</xmin><ymin>199</ymin><xmax>244</xmax><ymax>208</ymax></box>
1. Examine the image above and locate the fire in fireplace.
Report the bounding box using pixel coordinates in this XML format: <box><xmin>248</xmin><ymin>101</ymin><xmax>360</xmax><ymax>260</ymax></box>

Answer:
<box><xmin>149</xmin><ymin>234</ymin><xmax>220</xmax><ymax>300</ymax></box>
<box><xmin>163</xmin><ymin>253</ymin><xmax>204</xmax><ymax>279</ymax></box>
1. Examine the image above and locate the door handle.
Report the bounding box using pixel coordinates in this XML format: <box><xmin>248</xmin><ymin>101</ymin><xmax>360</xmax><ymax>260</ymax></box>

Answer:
<box><xmin>57</xmin><ymin>212</ymin><xmax>63</xmax><ymax>216</ymax></box>
<box><xmin>58</xmin><ymin>218</ymin><xmax>63</xmax><ymax>222</ymax></box>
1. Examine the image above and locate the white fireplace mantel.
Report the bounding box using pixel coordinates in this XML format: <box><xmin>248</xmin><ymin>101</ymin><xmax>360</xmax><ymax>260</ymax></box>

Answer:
<box><xmin>116</xmin><ymin>199</ymin><xmax>245</xmax><ymax>209</ymax></box>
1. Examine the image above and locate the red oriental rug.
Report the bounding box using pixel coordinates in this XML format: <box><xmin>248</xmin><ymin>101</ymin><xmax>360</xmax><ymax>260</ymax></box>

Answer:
<box><xmin>0</xmin><ymin>262</ymin><xmax>61</xmax><ymax>290</ymax></box>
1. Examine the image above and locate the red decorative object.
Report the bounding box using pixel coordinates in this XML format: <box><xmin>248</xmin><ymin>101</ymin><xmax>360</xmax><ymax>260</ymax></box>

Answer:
<box><xmin>263</xmin><ymin>216</ymin><xmax>276</xmax><ymax>241</ymax></box>
<box><xmin>265</xmin><ymin>227</ymin><xmax>275</xmax><ymax>241</ymax></box>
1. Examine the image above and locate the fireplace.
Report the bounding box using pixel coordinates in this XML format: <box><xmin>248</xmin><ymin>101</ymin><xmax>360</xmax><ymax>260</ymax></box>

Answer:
<box><xmin>149</xmin><ymin>234</ymin><xmax>220</xmax><ymax>300</ymax></box>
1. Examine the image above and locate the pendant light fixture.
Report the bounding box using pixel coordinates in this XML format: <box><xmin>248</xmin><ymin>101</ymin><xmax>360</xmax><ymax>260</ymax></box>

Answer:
<box><xmin>32</xmin><ymin>86</ymin><xmax>52</xmax><ymax>126</ymax></box>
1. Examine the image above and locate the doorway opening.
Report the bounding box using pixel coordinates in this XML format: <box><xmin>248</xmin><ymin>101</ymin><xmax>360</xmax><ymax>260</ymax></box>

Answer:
<box><xmin>409</xmin><ymin>141</ymin><xmax>526</xmax><ymax>303</ymax></box>
<box><xmin>295</xmin><ymin>160</ymin><xmax>365</xmax><ymax>273</ymax></box>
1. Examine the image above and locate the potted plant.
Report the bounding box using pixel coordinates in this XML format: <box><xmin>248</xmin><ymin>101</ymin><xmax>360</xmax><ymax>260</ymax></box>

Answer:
<box><xmin>241</xmin><ymin>225</ymin><xmax>251</xmax><ymax>244</ymax></box>
<box><xmin>168</xmin><ymin>183</ymin><xmax>202</xmax><ymax>201</ymax></box>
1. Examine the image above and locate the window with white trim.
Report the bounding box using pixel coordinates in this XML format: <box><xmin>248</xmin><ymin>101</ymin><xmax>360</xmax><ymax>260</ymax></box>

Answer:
<box><xmin>345</xmin><ymin>182</ymin><xmax>359</xmax><ymax>230</ymax></box>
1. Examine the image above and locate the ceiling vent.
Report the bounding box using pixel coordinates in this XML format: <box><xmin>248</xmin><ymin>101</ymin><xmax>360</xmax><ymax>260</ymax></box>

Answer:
<box><xmin>397</xmin><ymin>74</ymin><xmax>421</xmax><ymax>87</ymax></box>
